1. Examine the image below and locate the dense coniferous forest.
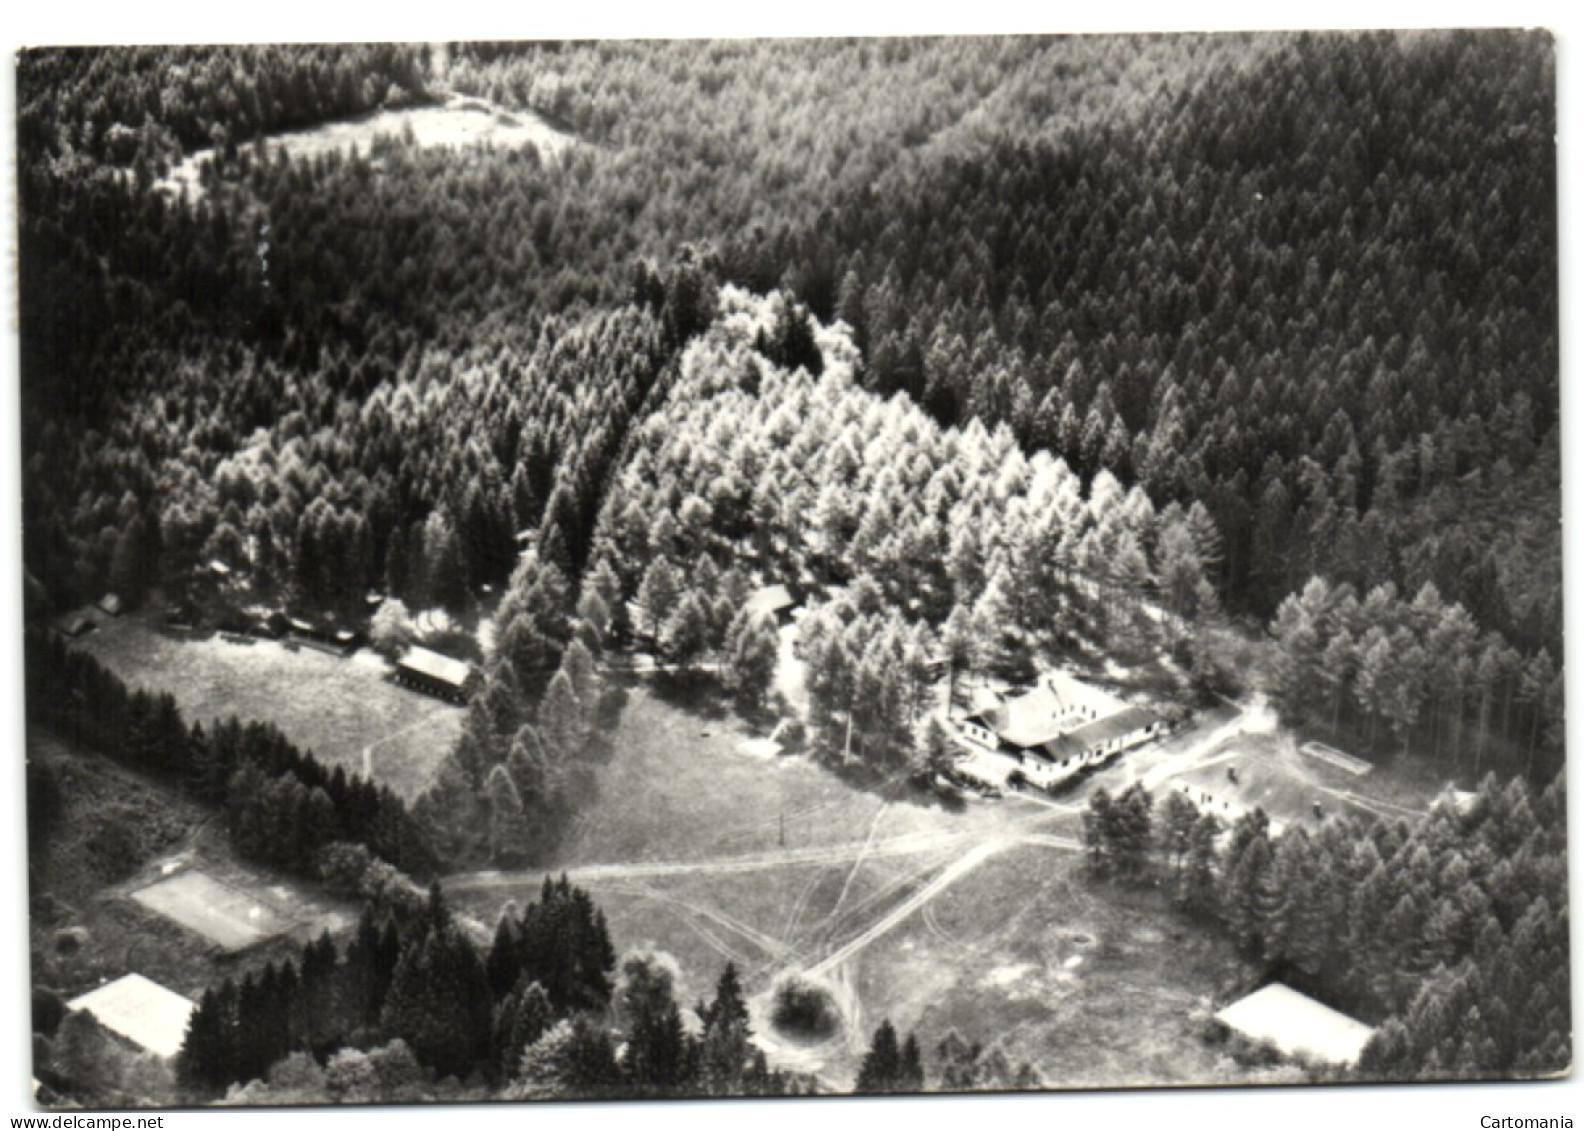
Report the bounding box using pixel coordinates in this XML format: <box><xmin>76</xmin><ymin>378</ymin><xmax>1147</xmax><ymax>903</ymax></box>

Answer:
<box><xmin>584</xmin><ymin>288</ymin><xmax>1220</xmax><ymax>770</ymax></box>
<box><xmin>18</xmin><ymin>31</ymin><xmax>1564</xmax><ymax>1103</ymax></box>
<box><xmin>20</xmin><ymin>34</ymin><xmax>1557</xmax><ymax>646</ymax></box>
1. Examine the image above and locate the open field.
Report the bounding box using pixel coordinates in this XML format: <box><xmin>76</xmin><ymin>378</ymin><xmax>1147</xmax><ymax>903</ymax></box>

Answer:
<box><xmin>157</xmin><ymin>91</ymin><xmax>578</xmax><ymax>200</ymax></box>
<box><xmin>76</xmin><ymin>614</ymin><xmax>461</xmax><ymax>800</ymax></box>
<box><xmin>855</xmin><ymin>847</ymin><xmax>1290</xmax><ymax>1089</ymax></box>
<box><xmin>454</xmin><ymin>681</ymin><xmax>1276</xmax><ymax>1088</ymax></box>
<box><xmin>551</xmin><ymin>682</ymin><xmax>1008</xmax><ymax>867</ymax></box>
<box><xmin>455</xmin><ymin>681</ymin><xmax>1446</xmax><ymax>1088</ymax></box>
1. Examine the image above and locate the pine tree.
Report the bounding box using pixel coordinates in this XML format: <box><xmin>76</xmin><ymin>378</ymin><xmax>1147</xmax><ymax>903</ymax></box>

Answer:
<box><xmin>1158</xmin><ymin>790</ymin><xmax>1199</xmax><ymax>880</ymax></box>
<box><xmin>487</xmin><ymin>912</ymin><xmax>523</xmax><ymax>1000</ymax></box>
<box><xmin>537</xmin><ymin>668</ymin><xmax>584</xmax><ymax>755</ymax></box>
<box><xmin>721</xmin><ymin>607</ymin><xmax>780</xmax><ymax>711</ymax></box>
<box><xmin>574</xmin><ymin>588</ymin><xmax>611</xmax><ymax>654</ymax></box>
<box><xmin>1179</xmin><ymin>812</ymin><xmax>1222</xmax><ymax>916</ymax></box>
<box><xmin>855</xmin><ymin>1019</ymin><xmax>903</xmax><ymax>1093</ymax></box>
<box><xmin>560</xmin><ymin>638</ymin><xmax>600</xmax><ymax>721</ymax></box>
<box><xmin>1222</xmin><ymin>822</ymin><xmax>1274</xmax><ymax>958</ymax></box>
<box><xmin>662</xmin><ymin>589</ymin><xmax>714</xmax><ymax>671</ymax></box>
<box><xmin>493</xmin><ymin>980</ymin><xmax>552</xmax><ymax>1079</ymax></box>
<box><xmin>898</xmin><ymin>1033</ymin><xmax>925</xmax><ymax>1092</ymax></box>
<box><xmin>379</xmin><ymin>896</ymin><xmax>493</xmax><ymax>1079</ymax></box>
<box><xmin>1106</xmin><ymin>783</ymin><xmax>1154</xmax><ymax>881</ymax></box>
<box><xmin>1082</xmin><ymin>788</ymin><xmax>1113</xmax><ymax>877</ymax></box>
<box><xmin>485</xmin><ymin>764</ymin><xmax>531</xmax><ymax>865</ymax></box>
<box><xmin>635</xmin><ymin>558</ymin><xmax>681</xmax><ymax>642</ymax></box>
<box><xmin>697</xmin><ymin>962</ymin><xmax>753</xmax><ymax>1094</ymax></box>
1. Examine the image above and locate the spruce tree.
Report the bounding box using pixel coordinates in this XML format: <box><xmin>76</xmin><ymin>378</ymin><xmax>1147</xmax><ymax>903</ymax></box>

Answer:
<box><xmin>855</xmin><ymin>1019</ymin><xmax>903</xmax><ymax>1093</ymax></box>
<box><xmin>898</xmin><ymin>1033</ymin><xmax>925</xmax><ymax>1092</ymax></box>
<box><xmin>379</xmin><ymin>895</ymin><xmax>493</xmax><ymax>1079</ymax></box>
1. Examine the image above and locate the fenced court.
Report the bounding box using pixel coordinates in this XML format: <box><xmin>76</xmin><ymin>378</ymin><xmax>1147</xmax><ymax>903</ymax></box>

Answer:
<box><xmin>131</xmin><ymin>869</ymin><xmax>294</xmax><ymax>951</ymax></box>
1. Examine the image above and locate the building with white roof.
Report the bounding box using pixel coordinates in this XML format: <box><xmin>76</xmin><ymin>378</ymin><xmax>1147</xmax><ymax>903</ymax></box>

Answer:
<box><xmin>1214</xmin><ymin>983</ymin><xmax>1375</xmax><ymax>1067</ymax></box>
<box><xmin>67</xmin><ymin>973</ymin><xmax>195</xmax><ymax>1060</ymax></box>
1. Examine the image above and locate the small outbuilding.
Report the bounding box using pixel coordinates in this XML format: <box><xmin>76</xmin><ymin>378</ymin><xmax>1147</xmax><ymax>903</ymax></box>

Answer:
<box><xmin>67</xmin><ymin>973</ymin><xmax>196</xmax><ymax>1060</ymax></box>
<box><xmin>395</xmin><ymin>645</ymin><xmax>475</xmax><ymax>702</ymax></box>
<box><xmin>1299</xmin><ymin>740</ymin><xmax>1373</xmax><ymax>776</ymax></box>
<box><xmin>1214</xmin><ymin>983</ymin><xmax>1375</xmax><ymax>1067</ymax></box>
<box><xmin>58</xmin><ymin>613</ymin><xmax>96</xmax><ymax>639</ymax></box>
<box><xmin>744</xmin><ymin>583</ymin><xmax>796</xmax><ymax>623</ymax></box>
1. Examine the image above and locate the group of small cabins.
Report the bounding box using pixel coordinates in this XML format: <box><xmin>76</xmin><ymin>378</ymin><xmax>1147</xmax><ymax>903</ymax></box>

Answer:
<box><xmin>951</xmin><ymin>671</ymin><xmax>1166</xmax><ymax>792</ymax></box>
<box><xmin>52</xmin><ymin>593</ymin><xmax>477</xmax><ymax>707</ymax></box>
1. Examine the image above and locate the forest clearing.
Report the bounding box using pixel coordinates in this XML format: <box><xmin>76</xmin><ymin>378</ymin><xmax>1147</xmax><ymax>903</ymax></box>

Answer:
<box><xmin>156</xmin><ymin>89</ymin><xmax>578</xmax><ymax>200</ymax></box>
<box><xmin>77</xmin><ymin>613</ymin><xmax>463</xmax><ymax>801</ymax></box>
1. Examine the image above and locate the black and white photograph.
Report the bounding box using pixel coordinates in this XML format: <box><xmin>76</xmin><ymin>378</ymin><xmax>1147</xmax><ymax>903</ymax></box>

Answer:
<box><xmin>7</xmin><ymin>13</ymin><xmax>1574</xmax><ymax>1119</ymax></box>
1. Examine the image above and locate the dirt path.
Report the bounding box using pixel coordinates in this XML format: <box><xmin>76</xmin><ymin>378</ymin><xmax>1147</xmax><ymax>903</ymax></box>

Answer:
<box><xmin>362</xmin><ymin>703</ymin><xmax>454</xmax><ymax>781</ymax></box>
<box><xmin>1133</xmin><ymin>695</ymin><xmax>1277</xmax><ymax>791</ymax></box>
<box><xmin>602</xmin><ymin>881</ymin><xmax>781</xmax><ymax>966</ymax></box>
<box><xmin>823</xmin><ymin>799</ymin><xmax>893</xmax><ymax>928</ymax></box>
<box><xmin>444</xmin><ymin>824</ymin><xmax>997</xmax><ymax>891</ymax></box>
<box><xmin>804</xmin><ymin>831</ymin><xmax>1081</xmax><ymax>978</ymax></box>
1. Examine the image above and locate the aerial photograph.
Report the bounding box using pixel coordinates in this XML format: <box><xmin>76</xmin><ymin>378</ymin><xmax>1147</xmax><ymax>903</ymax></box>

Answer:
<box><xmin>15</xmin><ymin>30</ymin><xmax>1567</xmax><ymax>1108</ymax></box>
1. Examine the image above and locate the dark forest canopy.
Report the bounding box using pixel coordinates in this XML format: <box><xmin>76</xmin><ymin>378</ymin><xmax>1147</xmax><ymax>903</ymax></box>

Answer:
<box><xmin>18</xmin><ymin>32</ymin><xmax>1557</xmax><ymax>655</ymax></box>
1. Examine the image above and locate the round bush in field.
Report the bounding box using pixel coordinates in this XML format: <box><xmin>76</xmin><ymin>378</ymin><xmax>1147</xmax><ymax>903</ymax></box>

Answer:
<box><xmin>769</xmin><ymin>972</ymin><xmax>841</xmax><ymax>1041</ymax></box>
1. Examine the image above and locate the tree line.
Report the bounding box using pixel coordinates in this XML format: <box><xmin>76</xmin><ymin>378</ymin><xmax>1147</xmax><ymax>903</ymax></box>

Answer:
<box><xmin>179</xmin><ymin>877</ymin><xmax>809</xmax><ymax>1102</ymax></box>
<box><xmin>1267</xmin><ymin>576</ymin><xmax>1562</xmax><ymax>781</ymax></box>
<box><xmin>27</xmin><ymin>631</ymin><xmax>435</xmax><ymax>876</ymax></box>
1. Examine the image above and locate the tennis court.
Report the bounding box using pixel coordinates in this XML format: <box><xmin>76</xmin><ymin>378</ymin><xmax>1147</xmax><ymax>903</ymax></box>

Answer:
<box><xmin>131</xmin><ymin>868</ymin><xmax>293</xmax><ymax>951</ymax></box>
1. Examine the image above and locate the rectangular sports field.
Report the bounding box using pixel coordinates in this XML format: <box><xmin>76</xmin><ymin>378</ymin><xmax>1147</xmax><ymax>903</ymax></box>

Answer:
<box><xmin>77</xmin><ymin>614</ymin><xmax>463</xmax><ymax>800</ymax></box>
<box><xmin>131</xmin><ymin>869</ymin><xmax>294</xmax><ymax>951</ymax></box>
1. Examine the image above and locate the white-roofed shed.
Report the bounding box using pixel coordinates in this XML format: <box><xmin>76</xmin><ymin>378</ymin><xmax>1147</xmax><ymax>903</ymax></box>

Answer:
<box><xmin>1214</xmin><ymin>983</ymin><xmax>1375</xmax><ymax>1067</ymax></box>
<box><xmin>67</xmin><ymin>973</ymin><xmax>196</xmax><ymax>1059</ymax></box>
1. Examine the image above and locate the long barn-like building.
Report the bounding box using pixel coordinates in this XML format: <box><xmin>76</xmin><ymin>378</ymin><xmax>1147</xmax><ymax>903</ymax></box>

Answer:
<box><xmin>395</xmin><ymin>645</ymin><xmax>476</xmax><ymax>702</ymax></box>
<box><xmin>1214</xmin><ymin>983</ymin><xmax>1375</xmax><ymax>1067</ymax></box>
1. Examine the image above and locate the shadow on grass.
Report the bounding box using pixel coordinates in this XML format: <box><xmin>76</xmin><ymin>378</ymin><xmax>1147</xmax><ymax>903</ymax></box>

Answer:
<box><xmin>643</xmin><ymin>671</ymin><xmax>734</xmax><ymax>722</ymax></box>
<box><xmin>609</xmin><ymin>669</ymin><xmax>971</xmax><ymax>815</ymax></box>
<box><xmin>815</xmin><ymin>751</ymin><xmax>968</xmax><ymax>815</ymax></box>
